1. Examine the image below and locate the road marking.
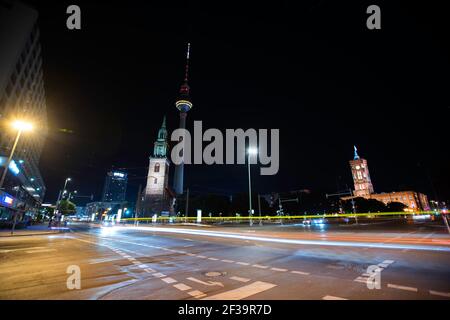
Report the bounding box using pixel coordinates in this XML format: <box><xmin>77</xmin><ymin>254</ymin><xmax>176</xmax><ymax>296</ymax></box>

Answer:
<box><xmin>354</xmin><ymin>260</ymin><xmax>394</xmax><ymax>286</ymax></box>
<box><xmin>188</xmin><ymin>290</ymin><xmax>207</xmax><ymax>298</ymax></box>
<box><xmin>230</xmin><ymin>276</ymin><xmax>251</xmax><ymax>283</ymax></box>
<box><xmin>429</xmin><ymin>290</ymin><xmax>450</xmax><ymax>298</ymax></box>
<box><xmin>152</xmin><ymin>272</ymin><xmax>166</xmax><ymax>278</ymax></box>
<box><xmin>322</xmin><ymin>295</ymin><xmax>348</xmax><ymax>300</ymax></box>
<box><xmin>187</xmin><ymin>277</ymin><xmax>224</xmax><ymax>287</ymax></box>
<box><xmin>173</xmin><ymin>283</ymin><xmax>192</xmax><ymax>291</ymax></box>
<box><xmin>354</xmin><ymin>277</ymin><xmax>369</xmax><ymax>284</ymax></box>
<box><xmin>203</xmin><ymin>281</ymin><xmax>277</xmax><ymax>300</ymax></box>
<box><xmin>387</xmin><ymin>284</ymin><xmax>418</xmax><ymax>292</ymax></box>
<box><xmin>0</xmin><ymin>246</ymin><xmax>46</xmax><ymax>253</ymax></box>
<box><xmin>25</xmin><ymin>249</ymin><xmax>56</xmax><ymax>254</ymax></box>
<box><xmin>89</xmin><ymin>257</ymin><xmax>122</xmax><ymax>264</ymax></box>
<box><xmin>90</xmin><ymin>236</ymin><xmax>304</xmax><ymax>280</ymax></box>
<box><xmin>270</xmin><ymin>267</ymin><xmax>287</xmax><ymax>272</ymax></box>
<box><xmin>221</xmin><ymin>259</ymin><xmax>234</xmax><ymax>263</ymax></box>
<box><xmin>291</xmin><ymin>270</ymin><xmax>310</xmax><ymax>275</ymax></box>
<box><xmin>161</xmin><ymin>277</ymin><xmax>177</xmax><ymax>284</ymax></box>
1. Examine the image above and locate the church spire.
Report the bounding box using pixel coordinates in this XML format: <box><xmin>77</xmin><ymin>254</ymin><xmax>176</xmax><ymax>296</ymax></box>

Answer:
<box><xmin>153</xmin><ymin>116</ymin><xmax>168</xmax><ymax>157</ymax></box>
<box><xmin>354</xmin><ymin>145</ymin><xmax>360</xmax><ymax>160</ymax></box>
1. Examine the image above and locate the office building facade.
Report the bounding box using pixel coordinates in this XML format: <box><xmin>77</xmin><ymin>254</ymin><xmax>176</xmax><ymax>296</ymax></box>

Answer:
<box><xmin>102</xmin><ymin>171</ymin><xmax>128</xmax><ymax>202</ymax></box>
<box><xmin>0</xmin><ymin>1</ymin><xmax>47</xmax><ymax>218</ymax></box>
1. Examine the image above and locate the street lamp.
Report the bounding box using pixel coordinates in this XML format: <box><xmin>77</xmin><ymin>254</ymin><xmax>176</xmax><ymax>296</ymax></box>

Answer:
<box><xmin>0</xmin><ymin>120</ymin><xmax>33</xmax><ymax>189</ymax></box>
<box><xmin>68</xmin><ymin>190</ymin><xmax>77</xmax><ymax>201</ymax></box>
<box><xmin>247</xmin><ymin>147</ymin><xmax>258</xmax><ymax>226</ymax></box>
<box><xmin>55</xmin><ymin>177</ymin><xmax>71</xmax><ymax>218</ymax></box>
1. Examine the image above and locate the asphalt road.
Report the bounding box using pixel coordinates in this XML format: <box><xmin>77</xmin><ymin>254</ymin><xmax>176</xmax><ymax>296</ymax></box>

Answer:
<box><xmin>1</xmin><ymin>220</ymin><xmax>449</xmax><ymax>300</ymax></box>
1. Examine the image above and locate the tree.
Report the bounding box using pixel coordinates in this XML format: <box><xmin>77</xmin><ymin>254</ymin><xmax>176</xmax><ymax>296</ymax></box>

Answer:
<box><xmin>342</xmin><ymin>197</ymin><xmax>387</xmax><ymax>213</ymax></box>
<box><xmin>59</xmin><ymin>200</ymin><xmax>76</xmax><ymax>215</ymax></box>
<box><xmin>386</xmin><ymin>201</ymin><xmax>407</xmax><ymax>212</ymax></box>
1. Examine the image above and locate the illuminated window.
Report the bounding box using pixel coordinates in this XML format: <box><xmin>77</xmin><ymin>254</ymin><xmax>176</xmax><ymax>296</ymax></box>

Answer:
<box><xmin>357</xmin><ymin>171</ymin><xmax>362</xmax><ymax>179</ymax></box>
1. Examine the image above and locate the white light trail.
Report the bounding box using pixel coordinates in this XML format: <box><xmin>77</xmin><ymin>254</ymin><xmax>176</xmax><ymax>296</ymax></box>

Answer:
<box><xmin>107</xmin><ymin>226</ymin><xmax>450</xmax><ymax>252</ymax></box>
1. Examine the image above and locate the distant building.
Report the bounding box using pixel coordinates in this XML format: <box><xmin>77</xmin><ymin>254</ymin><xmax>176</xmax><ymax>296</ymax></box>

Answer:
<box><xmin>342</xmin><ymin>146</ymin><xmax>430</xmax><ymax>211</ymax></box>
<box><xmin>101</xmin><ymin>171</ymin><xmax>127</xmax><ymax>202</ymax></box>
<box><xmin>85</xmin><ymin>201</ymin><xmax>127</xmax><ymax>221</ymax></box>
<box><xmin>0</xmin><ymin>1</ymin><xmax>48</xmax><ymax>218</ymax></box>
<box><xmin>363</xmin><ymin>191</ymin><xmax>429</xmax><ymax>211</ymax></box>
<box><xmin>75</xmin><ymin>206</ymin><xmax>85</xmax><ymax>216</ymax></box>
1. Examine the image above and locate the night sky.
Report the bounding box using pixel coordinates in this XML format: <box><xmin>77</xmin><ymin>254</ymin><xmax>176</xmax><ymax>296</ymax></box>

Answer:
<box><xmin>27</xmin><ymin>0</ymin><xmax>449</xmax><ymax>204</ymax></box>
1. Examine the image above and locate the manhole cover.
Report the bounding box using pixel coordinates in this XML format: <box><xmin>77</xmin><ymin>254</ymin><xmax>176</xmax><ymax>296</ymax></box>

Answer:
<box><xmin>205</xmin><ymin>271</ymin><xmax>224</xmax><ymax>277</ymax></box>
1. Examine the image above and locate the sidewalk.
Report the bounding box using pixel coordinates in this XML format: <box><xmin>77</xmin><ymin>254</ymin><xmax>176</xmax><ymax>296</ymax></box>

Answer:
<box><xmin>0</xmin><ymin>224</ymin><xmax>69</xmax><ymax>237</ymax></box>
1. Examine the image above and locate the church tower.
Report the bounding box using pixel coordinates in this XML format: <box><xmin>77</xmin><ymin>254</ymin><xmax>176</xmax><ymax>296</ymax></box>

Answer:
<box><xmin>350</xmin><ymin>146</ymin><xmax>374</xmax><ymax>196</ymax></box>
<box><xmin>144</xmin><ymin>116</ymin><xmax>171</xmax><ymax>213</ymax></box>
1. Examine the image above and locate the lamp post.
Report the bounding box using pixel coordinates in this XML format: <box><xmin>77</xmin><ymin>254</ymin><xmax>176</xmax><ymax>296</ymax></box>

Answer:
<box><xmin>0</xmin><ymin>121</ymin><xmax>33</xmax><ymax>189</ymax></box>
<box><xmin>68</xmin><ymin>190</ymin><xmax>77</xmax><ymax>201</ymax></box>
<box><xmin>247</xmin><ymin>147</ymin><xmax>258</xmax><ymax>226</ymax></box>
<box><xmin>55</xmin><ymin>177</ymin><xmax>71</xmax><ymax>219</ymax></box>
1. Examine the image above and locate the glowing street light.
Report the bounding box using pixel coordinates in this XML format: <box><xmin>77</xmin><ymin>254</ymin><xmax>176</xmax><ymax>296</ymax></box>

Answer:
<box><xmin>68</xmin><ymin>190</ymin><xmax>78</xmax><ymax>200</ymax></box>
<box><xmin>0</xmin><ymin>120</ymin><xmax>34</xmax><ymax>190</ymax></box>
<box><xmin>12</xmin><ymin>120</ymin><xmax>33</xmax><ymax>131</ymax></box>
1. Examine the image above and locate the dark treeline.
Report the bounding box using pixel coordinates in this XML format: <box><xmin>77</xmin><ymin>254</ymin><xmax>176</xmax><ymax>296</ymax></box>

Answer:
<box><xmin>176</xmin><ymin>192</ymin><xmax>407</xmax><ymax>217</ymax></box>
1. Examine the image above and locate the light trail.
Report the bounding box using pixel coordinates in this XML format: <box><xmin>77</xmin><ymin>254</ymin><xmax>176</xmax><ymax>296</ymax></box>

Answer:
<box><xmin>104</xmin><ymin>226</ymin><xmax>450</xmax><ymax>252</ymax></box>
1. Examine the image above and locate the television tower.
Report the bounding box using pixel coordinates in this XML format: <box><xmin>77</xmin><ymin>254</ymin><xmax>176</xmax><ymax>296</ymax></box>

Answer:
<box><xmin>173</xmin><ymin>43</ymin><xmax>193</xmax><ymax>195</ymax></box>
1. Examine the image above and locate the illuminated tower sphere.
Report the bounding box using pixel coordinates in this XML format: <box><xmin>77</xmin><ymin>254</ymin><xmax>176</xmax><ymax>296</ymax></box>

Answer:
<box><xmin>349</xmin><ymin>146</ymin><xmax>374</xmax><ymax>196</ymax></box>
<box><xmin>173</xmin><ymin>43</ymin><xmax>193</xmax><ymax>195</ymax></box>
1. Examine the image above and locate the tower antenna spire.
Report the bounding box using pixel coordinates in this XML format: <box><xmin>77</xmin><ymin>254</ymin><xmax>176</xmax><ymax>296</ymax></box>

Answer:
<box><xmin>354</xmin><ymin>145</ymin><xmax>360</xmax><ymax>160</ymax></box>
<box><xmin>184</xmin><ymin>42</ymin><xmax>191</xmax><ymax>82</ymax></box>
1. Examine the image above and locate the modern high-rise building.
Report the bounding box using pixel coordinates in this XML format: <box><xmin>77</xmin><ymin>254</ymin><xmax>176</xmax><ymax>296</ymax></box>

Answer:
<box><xmin>0</xmin><ymin>1</ymin><xmax>48</xmax><ymax>217</ymax></box>
<box><xmin>173</xmin><ymin>43</ymin><xmax>193</xmax><ymax>195</ymax></box>
<box><xmin>349</xmin><ymin>146</ymin><xmax>374</xmax><ymax>196</ymax></box>
<box><xmin>102</xmin><ymin>171</ymin><xmax>128</xmax><ymax>202</ymax></box>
